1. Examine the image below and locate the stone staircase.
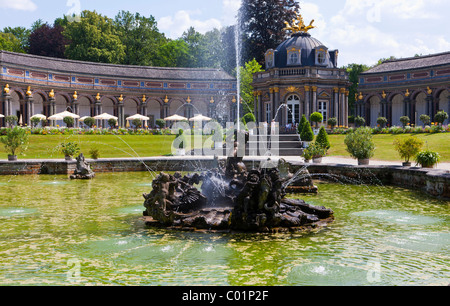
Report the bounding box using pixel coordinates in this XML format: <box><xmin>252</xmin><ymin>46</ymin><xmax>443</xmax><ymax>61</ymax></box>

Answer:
<box><xmin>245</xmin><ymin>134</ymin><xmax>303</xmax><ymax>157</ymax></box>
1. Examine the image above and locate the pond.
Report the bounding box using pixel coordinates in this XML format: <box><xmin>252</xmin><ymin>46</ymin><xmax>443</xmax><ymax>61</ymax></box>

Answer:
<box><xmin>0</xmin><ymin>172</ymin><xmax>448</xmax><ymax>286</ymax></box>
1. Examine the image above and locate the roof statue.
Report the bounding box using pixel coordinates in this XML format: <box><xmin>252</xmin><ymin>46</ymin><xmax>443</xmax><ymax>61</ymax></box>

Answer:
<box><xmin>283</xmin><ymin>12</ymin><xmax>315</xmax><ymax>34</ymax></box>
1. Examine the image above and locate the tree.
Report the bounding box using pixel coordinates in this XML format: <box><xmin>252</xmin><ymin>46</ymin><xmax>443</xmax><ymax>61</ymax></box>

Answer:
<box><xmin>182</xmin><ymin>27</ymin><xmax>205</xmax><ymax>68</ymax></box>
<box><xmin>327</xmin><ymin>117</ymin><xmax>338</xmax><ymax>130</ymax></box>
<box><xmin>240</xmin><ymin>0</ymin><xmax>300</xmax><ymax>65</ymax></box>
<box><xmin>236</xmin><ymin>59</ymin><xmax>264</xmax><ymax>115</ymax></box>
<box><xmin>377</xmin><ymin>117</ymin><xmax>388</xmax><ymax>128</ymax></box>
<box><xmin>3</xmin><ymin>26</ymin><xmax>31</xmax><ymax>52</ymax></box>
<box><xmin>315</xmin><ymin>126</ymin><xmax>330</xmax><ymax>150</ymax></box>
<box><xmin>83</xmin><ymin>117</ymin><xmax>95</xmax><ymax>128</ymax></box>
<box><xmin>344</xmin><ymin>64</ymin><xmax>370</xmax><ymax>115</ymax></box>
<box><xmin>63</xmin><ymin>116</ymin><xmax>74</xmax><ymax>128</ymax></box>
<box><xmin>355</xmin><ymin>116</ymin><xmax>366</xmax><ymax>127</ymax></box>
<box><xmin>1</xmin><ymin>126</ymin><xmax>29</xmax><ymax>158</ymax></box>
<box><xmin>344</xmin><ymin>127</ymin><xmax>375</xmax><ymax>161</ymax></box>
<box><xmin>64</xmin><ymin>10</ymin><xmax>125</xmax><ymax>64</ymax></box>
<box><xmin>29</xmin><ymin>23</ymin><xmax>68</xmax><ymax>58</ymax></box>
<box><xmin>0</xmin><ymin>32</ymin><xmax>25</xmax><ymax>53</ymax></box>
<box><xmin>394</xmin><ymin>136</ymin><xmax>424</xmax><ymax>164</ymax></box>
<box><xmin>220</xmin><ymin>25</ymin><xmax>237</xmax><ymax>74</ymax></box>
<box><xmin>114</xmin><ymin>11</ymin><xmax>167</xmax><ymax>66</ymax></box>
<box><xmin>400</xmin><ymin>116</ymin><xmax>410</xmax><ymax>128</ymax></box>
<box><xmin>154</xmin><ymin>39</ymin><xmax>191</xmax><ymax>67</ymax></box>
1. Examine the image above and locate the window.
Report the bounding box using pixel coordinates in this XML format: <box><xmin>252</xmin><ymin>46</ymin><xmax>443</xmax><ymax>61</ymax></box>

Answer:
<box><xmin>318</xmin><ymin>100</ymin><xmax>328</xmax><ymax>123</ymax></box>
<box><xmin>289</xmin><ymin>52</ymin><xmax>299</xmax><ymax>65</ymax></box>
<box><xmin>267</xmin><ymin>53</ymin><xmax>274</xmax><ymax>68</ymax></box>
<box><xmin>318</xmin><ymin>52</ymin><xmax>325</xmax><ymax>64</ymax></box>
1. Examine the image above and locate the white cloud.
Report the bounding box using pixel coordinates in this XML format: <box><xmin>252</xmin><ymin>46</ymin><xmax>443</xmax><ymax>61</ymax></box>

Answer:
<box><xmin>222</xmin><ymin>0</ymin><xmax>241</xmax><ymax>25</ymax></box>
<box><xmin>0</xmin><ymin>0</ymin><xmax>37</xmax><ymax>11</ymax></box>
<box><xmin>158</xmin><ymin>10</ymin><xmax>222</xmax><ymax>39</ymax></box>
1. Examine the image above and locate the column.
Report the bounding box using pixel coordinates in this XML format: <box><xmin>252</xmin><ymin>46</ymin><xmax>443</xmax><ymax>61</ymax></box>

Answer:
<box><xmin>339</xmin><ymin>88</ymin><xmax>345</xmax><ymax>126</ymax></box>
<box><xmin>25</xmin><ymin>95</ymin><xmax>33</xmax><ymax>126</ymax></box>
<box><xmin>304</xmin><ymin>86</ymin><xmax>311</xmax><ymax>120</ymax></box>
<box><xmin>312</xmin><ymin>86</ymin><xmax>318</xmax><ymax>114</ymax></box>
<box><xmin>344</xmin><ymin>90</ymin><xmax>349</xmax><ymax>127</ymax></box>
<box><xmin>333</xmin><ymin>88</ymin><xmax>339</xmax><ymax>120</ymax></box>
<box><xmin>49</xmin><ymin>96</ymin><xmax>56</xmax><ymax>127</ymax></box>
<box><xmin>274</xmin><ymin>87</ymin><xmax>281</xmax><ymax>124</ymax></box>
<box><xmin>2</xmin><ymin>89</ymin><xmax>11</xmax><ymax>127</ymax></box>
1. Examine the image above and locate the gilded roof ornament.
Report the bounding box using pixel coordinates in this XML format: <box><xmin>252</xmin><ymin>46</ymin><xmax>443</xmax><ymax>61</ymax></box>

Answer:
<box><xmin>186</xmin><ymin>96</ymin><xmax>191</xmax><ymax>104</ymax></box>
<box><xmin>4</xmin><ymin>84</ymin><xmax>10</xmax><ymax>94</ymax></box>
<box><xmin>49</xmin><ymin>89</ymin><xmax>55</xmax><ymax>99</ymax></box>
<box><xmin>283</xmin><ymin>12</ymin><xmax>315</xmax><ymax>34</ymax></box>
<box><xmin>73</xmin><ymin>91</ymin><xmax>78</xmax><ymax>100</ymax></box>
<box><xmin>427</xmin><ymin>87</ymin><xmax>433</xmax><ymax>95</ymax></box>
<box><xmin>164</xmin><ymin>95</ymin><xmax>169</xmax><ymax>103</ymax></box>
<box><xmin>118</xmin><ymin>94</ymin><xmax>123</xmax><ymax>102</ymax></box>
<box><xmin>26</xmin><ymin>86</ymin><xmax>32</xmax><ymax>97</ymax></box>
<box><xmin>142</xmin><ymin>95</ymin><xmax>147</xmax><ymax>103</ymax></box>
<box><xmin>210</xmin><ymin>97</ymin><xmax>215</xmax><ymax>104</ymax></box>
<box><xmin>405</xmin><ymin>89</ymin><xmax>410</xmax><ymax>97</ymax></box>
<box><xmin>96</xmin><ymin>93</ymin><xmax>101</xmax><ymax>101</ymax></box>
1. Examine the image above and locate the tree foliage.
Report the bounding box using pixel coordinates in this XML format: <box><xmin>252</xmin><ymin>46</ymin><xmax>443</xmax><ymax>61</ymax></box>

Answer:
<box><xmin>63</xmin><ymin>10</ymin><xmax>125</xmax><ymax>64</ymax></box>
<box><xmin>29</xmin><ymin>23</ymin><xmax>68</xmax><ymax>58</ymax></box>
<box><xmin>240</xmin><ymin>0</ymin><xmax>299</xmax><ymax>65</ymax></box>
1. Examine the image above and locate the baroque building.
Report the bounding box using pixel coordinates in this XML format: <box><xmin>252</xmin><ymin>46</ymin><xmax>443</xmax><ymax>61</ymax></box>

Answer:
<box><xmin>0</xmin><ymin>51</ymin><xmax>236</xmax><ymax>127</ymax></box>
<box><xmin>252</xmin><ymin>13</ymin><xmax>350</xmax><ymax>131</ymax></box>
<box><xmin>357</xmin><ymin>52</ymin><xmax>450</xmax><ymax>127</ymax></box>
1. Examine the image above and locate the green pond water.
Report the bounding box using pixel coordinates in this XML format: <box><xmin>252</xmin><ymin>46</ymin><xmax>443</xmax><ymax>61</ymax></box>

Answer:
<box><xmin>0</xmin><ymin>172</ymin><xmax>448</xmax><ymax>286</ymax></box>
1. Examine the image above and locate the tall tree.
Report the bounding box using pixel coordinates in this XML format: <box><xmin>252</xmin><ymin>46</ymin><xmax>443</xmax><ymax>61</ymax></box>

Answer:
<box><xmin>154</xmin><ymin>39</ymin><xmax>191</xmax><ymax>68</ymax></box>
<box><xmin>236</xmin><ymin>58</ymin><xmax>264</xmax><ymax>114</ymax></box>
<box><xmin>114</xmin><ymin>11</ymin><xmax>167</xmax><ymax>66</ymax></box>
<box><xmin>182</xmin><ymin>27</ymin><xmax>205</xmax><ymax>68</ymax></box>
<box><xmin>63</xmin><ymin>10</ymin><xmax>125</xmax><ymax>64</ymax></box>
<box><xmin>220</xmin><ymin>25</ymin><xmax>237</xmax><ymax>75</ymax></box>
<box><xmin>28</xmin><ymin>23</ymin><xmax>69</xmax><ymax>58</ymax></box>
<box><xmin>240</xmin><ymin>0</ymin><xmax>299</xmax><ymax>65</ymax></box>
<box><xmin>2</xmin><ymin>26</ymin><xmax>31</xmax><ymax>52</ymax></box>
<box><xmin>0</xmin><ymin>32</ymin><xmax>25</xmax><ymax>53</ymax></box>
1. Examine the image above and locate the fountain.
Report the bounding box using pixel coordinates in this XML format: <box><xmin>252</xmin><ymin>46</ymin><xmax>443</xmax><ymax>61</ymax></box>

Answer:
<box><xmin>143</xmin><ymin>131</ymin><xmax>333</xmax><ymax>233</ymax></box>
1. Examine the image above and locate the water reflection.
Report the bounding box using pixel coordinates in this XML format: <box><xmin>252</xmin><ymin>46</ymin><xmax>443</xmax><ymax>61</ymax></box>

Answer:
<box><xmin>0</xmin><ymin>173</ymin><xmax>448</xmax><ymax>286</ymax></box>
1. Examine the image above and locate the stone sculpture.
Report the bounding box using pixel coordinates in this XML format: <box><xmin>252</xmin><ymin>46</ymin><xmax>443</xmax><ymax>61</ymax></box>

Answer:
<box><xmin>70</xmin><ymin>153</ymin><xmax>95</xmax><ymax>180</ymax></box>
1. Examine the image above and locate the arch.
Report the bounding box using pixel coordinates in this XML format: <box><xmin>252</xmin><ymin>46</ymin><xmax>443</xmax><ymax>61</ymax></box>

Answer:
<box><xmin>169</xmin><ymin>99</ymin><xmax>185</xmax><ymax>116</ymax></box>
<box><xmin>147</xmin><ymin>99</ymin><xmax>162</xmax><ymax>125</ymax></box>
<box><xmin>438</xmin><ymin>89</ymin><xmax>450</xmax><ymax>125</ymax></box>
<box><xmin>369</xmin><ymin>95</ymin><xmax>381</xmax><ymax>127</ymax></box>
<box><xmin>414</xmin><ymin>92</ymin><xmax>428</xmax><ymax>120</ymax></box>
<box><xmin>101</xmin><ymin>97</ymin><xmax>116</xmax><ymax>116</ymax></box>
<box><xmin>78</xmin><ymin>96</ymin><xmax>92</xmax><ymax>117</ymax></box>
<box><xmin>387</xmin><ymin>91</ymin><xmax>404</xmax><ymax>102</ymax></box>
<box><xmin>191</xmin><ymin>98</ymin><xmax>208</xmax><ymax>116</ymax></box>
<box><xmin>31</xmin><ymin>90</ymin><xmax>48</xmax><ymax>103</ymax></box>
<box><xmin>123</xmin><ymin>97</ymin><xmax>140</xmax><ymax>118</ymax></box>
<box><xmin>32</xmin><ymin>93</ymin><xmax>45</xmax><ymax>117</ymax></box>
<box><xmin>391</xmin><ymin>94</ymin><xmax>404</xmax><ymax>127</ymax></box>
<box><xmin>214</xmin><ymin>96</ymin><xmax>232</xmax><ymax>121</ymax></box>
<box><xmin>55</xmin><ymin>95</ymin><xmax>69</xmax><ymax>113</ymax></box>
<box><xmin>9</xmin><ymin>89</ymin><xmax>23</xmax><ymax>119</ymax></box>
<box><xmin>100</xmin><ymin>95</ymin><xmax>118</xmax><ymax>106</ymax></box>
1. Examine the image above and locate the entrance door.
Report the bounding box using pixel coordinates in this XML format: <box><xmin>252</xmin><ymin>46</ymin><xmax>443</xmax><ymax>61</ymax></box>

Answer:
<box><xmin>287</xmin><ymin>95</ymin><xmax>300</xmax><ymax>125</ymax></box>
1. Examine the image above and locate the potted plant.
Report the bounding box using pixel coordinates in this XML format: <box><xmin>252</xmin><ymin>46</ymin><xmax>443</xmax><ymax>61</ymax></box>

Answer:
<box><xmin>108</xmin><ymin>118</ymin><xmax>117</xmax><ymax>129</ymax></box>
<box><xmin>63</xmin><ymin>116</ymin><xmax>74</xmax><ymax>128</ymax></box>
<box><xmin>298</xmin><ymin>115</ymin><xmax>308</xmax><ymax>135</ymax></box>
<box><xmin>415</xmin><ymin>150</ymin><xmax>440</xmax><ymax>168</ymax></box>
<box><xmin>400</xmin><ymin>116</ymin><xmax>410</xmax><ymax>128</ymax></box>
<box><xmin>5</xmin><ymin>115</ymin><xmax>18</xmax><ymax>128</ymax></box>
<box><xmin>0</xmin><ymin>126</ymin><xmax>29</xmax><ymax>161</ymax></box>
<box><xmin>377</xmin><ymin>117</ymin><xmax>388</xmax><ymax>128</ymax></box>
<box><xmin>156</xmin><ymin>119</ymin><xmax>166</xmax><ymax>129</ymax></box>
<box><xmin>420</xmin><ymin>114</ymin><xmax>431</xmax><ymax>127</ymax></box>
<box><xmin>300</xmin><ymin>120</ymin><xmax>314</xmax><ymax>148</ymax></box>
<box><xmin>61</xmin><ymin>142</ymin><xmax>80</xmax><ymax>161</ymax></box>
<box><xmin>344</xmin><ymin>127</ymin><xmax>375</xmax><ymax>165</ymax></box>
<box><xmin>354</xmin><ymin>116</ymin><xmax>366</xmax><ymax>127</ymax></box>
<box><xmin>302</xmin><ymin>145</ymin><xmax>313</xmax><ymax>163</ymax></box>
<box><xmin>83</xmin><ymin>117</ymin><xmax>95</xmax><ymax>129</ymax></box>
<box><xmin>327</xmin><ymin>117</ymin><xmax>337</xmax><ymax>130</ymax></box>
<box><xmin>315</xmin><ymin>126</ymin><xmax>331</xmax><ymax>150</ymax></box>
<box><xmin>393</xmin><ymin>136</ymin><xmax>424</xmax><ymax>167</ymax></box>
<box><xmin>310</xmin><ymin>112</ymin><xmax>323</xmax><ymax>129</ymax></box>
<box><xmin>434</xmin><ymin>111</ymin><xmax>448</xmax><ymax>127</ymax></box>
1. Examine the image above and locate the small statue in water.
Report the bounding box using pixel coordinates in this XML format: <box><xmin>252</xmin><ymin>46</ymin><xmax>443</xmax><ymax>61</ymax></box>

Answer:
<box><xmin>70</xmin><ymin>153</ymin><xmax>95</xmax><ymax>180</ymax></box>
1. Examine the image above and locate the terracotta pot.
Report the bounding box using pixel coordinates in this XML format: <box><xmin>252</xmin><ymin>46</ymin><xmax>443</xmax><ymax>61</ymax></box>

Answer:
<box><xmin>304</xmin><ymin>159</ymin><xmax>311</xmax><ymax>164</ymax></box>
<box><xmin>65</xmin><ymin>155</ymin><xmax>73</xmax><ymax>161</ymax></box>
<box><xmin>8</xmin><ymin>155</ymin><xmax>17</xmax><ymax>161</ymax></box>
<box><xmin>358</xmin><ymin>158</ymin><xmax>370</xmax><ymax>166</ymax></box>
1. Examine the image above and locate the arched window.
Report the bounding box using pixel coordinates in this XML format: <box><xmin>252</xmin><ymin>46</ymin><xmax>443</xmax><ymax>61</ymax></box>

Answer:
<box><xmin>318</xmin><ymin>52</ymin><xmax>325</xmax><ymax>64</ymax></box>
<box><xmin>289</xmin><ymin>52</ymin><xmax>299</xmax><ymax>65</ymax></box>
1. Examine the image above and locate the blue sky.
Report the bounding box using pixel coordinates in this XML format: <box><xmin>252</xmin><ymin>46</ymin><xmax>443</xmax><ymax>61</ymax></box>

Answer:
<box><xmin>0</xmin><ymin>0</ymin><xmax>449</xmax><ymax>67</ymax></box>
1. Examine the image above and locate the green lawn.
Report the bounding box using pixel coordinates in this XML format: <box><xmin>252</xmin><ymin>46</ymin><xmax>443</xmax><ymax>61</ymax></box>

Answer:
<box><xmin>1</xmin><ymin>133</ymin><xmax>449</xmax><ymax>162</ymax></box>
<box><xmin>0</xmin><ymin>135</ymin><xmax>177</xmax><ymax>160</ymax></box>
<box><xmin>328</xmin><ymin>133</ymin><xmax>450</xmax><ymax>162</ymax></box>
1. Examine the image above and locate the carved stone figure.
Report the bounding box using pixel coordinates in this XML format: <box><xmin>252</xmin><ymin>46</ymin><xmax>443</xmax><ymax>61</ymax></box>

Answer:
<box><xmin>70</xmin><ymin>153</ymin><xmax>95</xmax><ymax>180</ymax></box>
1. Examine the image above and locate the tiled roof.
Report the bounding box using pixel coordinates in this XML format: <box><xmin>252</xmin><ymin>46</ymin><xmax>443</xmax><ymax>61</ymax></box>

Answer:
<box><xmin>362</xmin><ymin>51</ymin><xmax>450</xmax><ymax>74</ymax></box>
<box><xmin>0</xmin><ymin>51</ymin><xmax>235</xmax><ymax>81</ymax></box>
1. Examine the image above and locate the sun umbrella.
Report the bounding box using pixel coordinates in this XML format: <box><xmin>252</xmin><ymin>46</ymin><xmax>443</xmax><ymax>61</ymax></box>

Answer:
<box><xmin>94</xmin><ymin>113</ymin><xmax>118</xmax><ymax>120</ymax></box>
<box><xmin>0</xmin><ymin>114</ymin><xmax>4</xmax><ymax>118</ymax></box>
<box><xmin>55</xmin><ymin>111</ymin><xmax>80</xmax><ymax>119</ymax></box>
<box><xmin>189</xmin><ymin>114</ymin><xmax>212</xmax><ymax>122</ymax></box>
<box><xmin>126</xmin><ymin>114</ymin><xmax>150</xmax><ymax>121</ymax></box>
<box><xmin>48</xmin><ymin>114</ymin><xmax>64</xmax><ymax>121</ymax></box>
<box><xmin>30</xmin><ymin>114</ymin><xmax>46</xmax><ymax>120</ymax></box>
<box><xmin>164</xmin><ymin>114</ymin><xmax>188</xmax><ymax>121</ymax></box>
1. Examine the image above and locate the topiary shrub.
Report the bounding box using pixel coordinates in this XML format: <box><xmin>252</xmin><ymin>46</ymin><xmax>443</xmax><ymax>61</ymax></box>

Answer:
<box><xmin>420</xmin><ymin>114</ymin><xmax>431</xmax><ymax>127</ymax></box>
<box><xmin>310</xmin><ymin>112</ymin><xmax>323</xmax><ymax>128</ymax></box>
<box><xmin>156</xmin><ymin>119</ymin><xmax>166</xmax><ymax>129</ymax></box>
<box><xmin>298</xmin><ymin>115</ymin><xmax>308</xmax><ymax>135</ymax></box>
<box><xmin>63</xmin><ymin>116</ymin><xmax>74</xmax><ymax>128</ymax></box>
<box><xmin>400</xmin><ymin>116</ymin><xmax>410</xmax><ymax>128</ymax></box>
<box><xmin>300</xmin><ymin>120</ymin><xmax>314</xmax><ymax>142</ymax></box>
<box><xmin>83</xmin><ymin>117</ymin><xmax>95</xmax><ymax>128</ymax></box>
<box><xmin>243</xmin><ymin>113</ymin><xmax>256</xmax><ymax>125</ymax></box>
<box><xmin>394</xmin><ymin>136</ymin><xmax>424</xmax><ymax>165</ymax></box>
<box><xmin>434</xmin><ymin>111</ymin><xmax>448</xmax><ymax>126</ymax></box>
<box><xmin>327</xmin><ymin>117</ymin><xmax>337</xmax><ymax>130</ymax></box>
<box><xmin>377</xmin><ymin>117</ymin><xmax>388</xmax><ymax>128</ymax></box>
<box><xmin>354</xmin><ymin>116</ymin><xmax>366</xmax><ymax>127</ymax></box>
<box><xmin>315</xmin><ymin>126</ymin><xmax>330</xmax><ymax>150</ymax></box>
<box><xmin>108</xmin><ymin>118</ymin><xmax>117</xmax><ymax>129</ymax></box>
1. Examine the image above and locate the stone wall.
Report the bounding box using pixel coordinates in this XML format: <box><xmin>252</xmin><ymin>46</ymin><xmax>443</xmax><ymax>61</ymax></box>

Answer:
<box><xmin>0</xmin><ymin>158</ymin><xmax>449</xmax><ymax>199</ymax></box>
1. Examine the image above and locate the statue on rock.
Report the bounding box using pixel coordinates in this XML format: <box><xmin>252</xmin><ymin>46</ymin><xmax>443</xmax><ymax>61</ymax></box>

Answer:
<box><xmin>70</xmin><ymin>153</ymin><xmax>95</xmax><ymax>180</ymax></box>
